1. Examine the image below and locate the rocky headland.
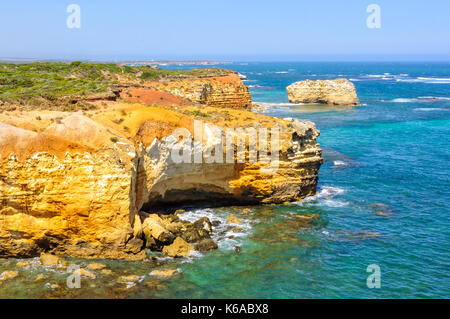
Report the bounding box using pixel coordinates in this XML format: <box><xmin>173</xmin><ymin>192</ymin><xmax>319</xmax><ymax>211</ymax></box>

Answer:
<box><xmin>0</xmin><ymin>62</ymin><xmax>323</xmax><ymax>260</ymax></box>
<box><xmin>286</xmin><ymin>78</ymin><xmax>359</xmax><ymax>106</ymax></box>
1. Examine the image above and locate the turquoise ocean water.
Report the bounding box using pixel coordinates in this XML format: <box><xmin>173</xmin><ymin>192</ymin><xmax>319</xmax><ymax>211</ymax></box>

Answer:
<box><xmin>1</xmin><ymin>62</ymin><xmax>449</xmax><ymax>298</ymax></box>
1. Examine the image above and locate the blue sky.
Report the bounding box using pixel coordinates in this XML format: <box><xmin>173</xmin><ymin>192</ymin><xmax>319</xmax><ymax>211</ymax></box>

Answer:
<box><xmin>0</xmin><ymin>0</ymin><xmax>449</xmax><ymax>61</ymax></box>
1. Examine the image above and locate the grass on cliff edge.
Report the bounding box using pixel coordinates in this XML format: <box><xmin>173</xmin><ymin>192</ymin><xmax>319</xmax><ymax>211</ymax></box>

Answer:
<box><xmin>0</xmin><ymin>62</ymin><xmax>233</xmax><ymax>111</ymax></box>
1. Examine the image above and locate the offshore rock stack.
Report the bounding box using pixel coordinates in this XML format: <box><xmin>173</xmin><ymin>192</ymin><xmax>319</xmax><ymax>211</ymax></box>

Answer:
<box><xmin>287</xmin><ymin>78</ymin><xmax>360</xmax><ymax>106</ymax></box>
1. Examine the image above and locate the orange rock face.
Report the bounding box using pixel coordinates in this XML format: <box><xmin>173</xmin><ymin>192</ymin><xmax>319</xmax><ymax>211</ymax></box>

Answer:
<box><xmin>146</xmin><ymin>74</ymin><xmax>252</xmax><ymax>109</ymax></box>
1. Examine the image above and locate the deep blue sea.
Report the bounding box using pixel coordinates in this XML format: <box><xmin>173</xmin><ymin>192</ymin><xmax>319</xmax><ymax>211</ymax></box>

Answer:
<box><xmin>1</xmin><ymin>62</ymin><xmax>449</xmax><ymax>298</ymax></box>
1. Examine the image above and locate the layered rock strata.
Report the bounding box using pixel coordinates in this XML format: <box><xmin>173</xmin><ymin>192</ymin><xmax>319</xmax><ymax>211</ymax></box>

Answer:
<box><xmin>145</xmin><ymin>74</ymin><xmax>252</xmax><ymax>108</ymax></box>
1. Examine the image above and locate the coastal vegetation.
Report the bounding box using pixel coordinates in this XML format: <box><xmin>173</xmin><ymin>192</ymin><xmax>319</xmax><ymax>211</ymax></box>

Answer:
<box><xmin>0</xmin><ymin>62</ymin><xmax>233</xmax><ymax>111</ymax></box>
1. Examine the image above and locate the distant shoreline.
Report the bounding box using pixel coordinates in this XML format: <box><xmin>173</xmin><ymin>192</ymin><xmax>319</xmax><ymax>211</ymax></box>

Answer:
<box><xmin>118</xmin><ymin>61</ymin><xmax>232</xmax><ymax>66</ymax></box>
<box><xmin>0</xmin><ymin>57</ymin><xmax>232</xmax><ymax>66</ymax></box>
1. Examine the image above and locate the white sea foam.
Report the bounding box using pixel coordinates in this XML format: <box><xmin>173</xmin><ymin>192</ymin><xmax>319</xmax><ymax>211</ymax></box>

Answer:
<box><xmin>417</xmin><ymin>77</ymin><xmax>450</xmax><ymax>81</ymax></box>
<box><xmin>414</xmin><ymin>108</ymin><xmax>449</xmax><ymax>112</ymax></box>
<box><xmin>321</xmin><ymin>199</ymin><xmax>350</xmax><ymax>208</ymax></box>
<box><xmin>275</xmin><ymin>71</ymin><xmax>289</xmax><ymax>74</ymax></box>
<box><xmin>333</xmin><ymin>160</ymin><xmax>347</xmax><ymax>166</ymax></box>
<box><xmin>396</xmin><ymin>77</ymin><xmax>450</xmax><ymax>84</ymax></box>
<box><xmin>418</xmin><ymin>96</ymin><xmax>450</xmax><ymax>101</ymax></box>
<box><xmin>391</xmin><ymin>98</ymin><xmax>420</xmax><ymax>103</ymax></box>
<box><xmin>295</xmin><ymin>186</ymin><xmax>348</xmax><ymax>208</ymax></box>
<box><xmin>351</xmin><ymin>73</ymin><xmax>450</xmax><ymax>84</ymax></box>
<box><xmin>256</xmin><ymin>102</ymin><xmax>306</xmax><ymax>107</ymax></box>
<box><xmin>388</xmin><ymin>96</ymin><xmax>450</xmax><ymax>103</ymax></box>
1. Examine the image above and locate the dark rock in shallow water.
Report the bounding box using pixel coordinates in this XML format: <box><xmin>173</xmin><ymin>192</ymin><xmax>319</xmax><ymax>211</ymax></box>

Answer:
<box><xmin>180</xmin><ymin>227</ymin><xmax>210</xmax><ymax>243</ymax></box>
<box><xmin>321</xmin><ymin>147</ymin><xmax>362</xmax><ymax>170</ymax></box>
<box><xmin>193</xmin><ymin>217</ymin><xmax>212</xmax><ymax>234</ymax></box>
<box><xmin>195</xmin><ymin>238</ymin><xmax>218</xmax><ymax>251</ymax></box>
<box><xmin>211</xmin><ymin>220</ymin><xmax>221</xmax><ymax>227</ymax></box>
<box><xmin>125</xmin><ymin>237</ymin><xmax>144</xmax><ymax>254</ymax></box>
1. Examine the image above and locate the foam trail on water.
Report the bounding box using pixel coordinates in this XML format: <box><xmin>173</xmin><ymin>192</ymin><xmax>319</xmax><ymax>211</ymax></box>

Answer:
<box><xmin>296</xmin><ymin>186</ymin><xmax>348</xmax><ymax>208</ymax></box>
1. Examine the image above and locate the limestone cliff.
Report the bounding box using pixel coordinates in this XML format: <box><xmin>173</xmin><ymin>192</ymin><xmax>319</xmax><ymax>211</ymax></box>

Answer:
<box><xmin>286</xmin><ymin>78</ymin><xmax>360</xmax><ymax>106</ymax></box>
<box><xmin>145</xmin><ymin>74</ymin><xmax>252</xmax><ymax>108</ymax></box>
<box><xmin>0</xmin><ymin>122</ymin><xmax>144</xmax><ymax>259</ymax></box>
<box><xmin>0</xmin><ymin>65</ymin><xmax>322</xmax><ymax>260</ymax></box>
<box><xmin>0</xmin><ymin>106</ymin><xmax>322</xmax><ymax>259</ymax></box>
<box><xmin>136</xmin><ymin>118</ymin><xmax>322</xmax><ymax>210</ymax></box>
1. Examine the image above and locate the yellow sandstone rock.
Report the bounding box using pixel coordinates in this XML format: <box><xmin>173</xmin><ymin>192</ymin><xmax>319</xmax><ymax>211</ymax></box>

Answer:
<box><xmin>142</xmin><ymin>217</ymin><xmax>175</xmax><ymax>243</ymax></box>
<box><xmin>40</xmin><ymin>253</ymin><xmax>64</xmax><ymax>266</ymax></box>
<box><xmin>87</xmin><ymin>263</ymin><xmax>107</xmax><ymax>270</ymax></box>
<box><xmin>16</xmin><ymin>261</ymin><xmax>31</xmax><ymax>267</ymax></box>
<box><xmin>147</xmin><ymin>74</ymin><xmax>252</xmax><ymax>109</ymax></box>
<box><xmin>162</xmin><ymin>237</ymin><xmax>194</xmax><ymax>257</ymax></box>
<box><xmin>74</xmin><ymin>268</ymin><xmax>96</xmax><ymax>279</ymax></box>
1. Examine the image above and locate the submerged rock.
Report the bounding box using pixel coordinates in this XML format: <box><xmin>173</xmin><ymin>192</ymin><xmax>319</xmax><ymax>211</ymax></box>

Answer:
<box><xmin>87</xmin><ymin>263</ymin><xmax>107</xmax><ymax>270</ymax></box>
<box><xmin>74</xmin><ymin>268</ymin><xmax>96</xmax><ymax>279</ymax></box>
<box><xmin>150</xmin><ymin>269</ymin><xmax>181</xmax><ymax>278</ymax></box>
<box><xmin>16</xmin><ymin>261</ymin><xmax>31</xmax><ymax>267</ymax></box>
<box><xmin>117</xmin><ymin>275</ymin><xmax>140</xmax><ymax>283</ymax></box>
<box><xmin>162</xmin><ymin>237</ymin><xmax>194</xmax><ymax>257</ymax></box>
<box><xmin>372</xmin><ymin>203</ymin><xmax>394</xmax><ymax>217</ymax></box>
<box><xmin>0</xmin><ymin>270</ymin><xmax>18</xmax><ymax>281</ymax></box>
<box><xmin>227</xmin><ymin>214</ymin><xmax>241</xmax><ymax>224</ymax></box>
<box><xmin>287</xmin><ymin>79</ymin><xmax>359</xmax><ymax>105</ymax></box>
<box><xmin>144</xmin><ymin>281</ymin><xmax>168</xmax><ymax>290</ymax></box>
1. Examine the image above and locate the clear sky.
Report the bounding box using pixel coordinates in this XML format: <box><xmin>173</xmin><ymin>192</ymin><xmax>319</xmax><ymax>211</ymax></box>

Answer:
<box><xmin>0</xmin><ymin>0</ymin><xmax>449</xmax><ymax>61</ymax></box>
